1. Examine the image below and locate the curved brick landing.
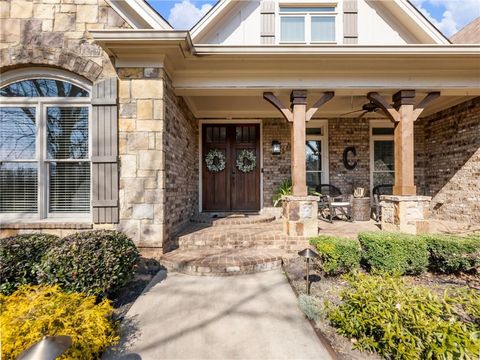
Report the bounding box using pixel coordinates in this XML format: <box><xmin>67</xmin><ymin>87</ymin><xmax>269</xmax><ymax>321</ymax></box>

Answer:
<box><xmin>161</xmin><ymin>248</ymin><xmax>284</xmax><ymax>276</ymax></box>
<box><xmin>190</xmin><ymin>214</ymin><xmax>275</xmax><ymax>227</ymax></box>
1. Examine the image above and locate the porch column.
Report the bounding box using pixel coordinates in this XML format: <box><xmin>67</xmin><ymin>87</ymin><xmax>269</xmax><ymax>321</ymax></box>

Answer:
<box><xmin>291</xmin><ymin>90</ymin><xmax>308</xmax><ymax>196</ymax></box>
<box><xmin>263</xmin><ymin>90</ymin><xmax>334</xmax><ymax>238</ymax></box>
<box><xmin>368</xmin><ymin>89</ymin><xmax>440</xmax><ymax>234</ymax></box>
<box><xmin>392</xmin><ymin>90</ymin><xmax>416</xmax><ymax>196</ymax></box>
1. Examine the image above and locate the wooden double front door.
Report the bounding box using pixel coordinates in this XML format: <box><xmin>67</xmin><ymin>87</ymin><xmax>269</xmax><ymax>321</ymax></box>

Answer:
<box><xmin>202</xmin><ymin>124</ymin><xmax>260</xmax><ymax>212</ymax></box>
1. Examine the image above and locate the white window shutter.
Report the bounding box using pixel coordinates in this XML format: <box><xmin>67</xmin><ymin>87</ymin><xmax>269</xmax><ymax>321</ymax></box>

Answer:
<box><xmin>91</xmin><ymin>77</ymin><xmax>119</xmax><ymax>223</ymax></box>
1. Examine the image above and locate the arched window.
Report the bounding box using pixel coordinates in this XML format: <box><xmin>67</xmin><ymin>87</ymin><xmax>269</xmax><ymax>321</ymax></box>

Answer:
<box><xmin>0</xmin><ymin>71</ymin><xmax>92</xmax><ymax>220</ymax></box>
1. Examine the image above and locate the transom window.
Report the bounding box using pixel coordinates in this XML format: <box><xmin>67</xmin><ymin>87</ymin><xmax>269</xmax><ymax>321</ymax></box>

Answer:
<box><xmin>0</xmin><ymin>77</ymin><xmax>91</xmax><ymax>219</ymax></box>
<box><xmin>280</xmin><ymin>6</ymin><xmax>336</xmax><ymax>43</ymax></box>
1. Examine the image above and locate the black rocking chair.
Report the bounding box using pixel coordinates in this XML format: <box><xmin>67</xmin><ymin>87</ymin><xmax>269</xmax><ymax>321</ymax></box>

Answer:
<box><xmin>316</xmin><ymin>184</ymin><xmax>353</xmax><ymax>223</ymax></box>
<box><xmin>372</xmin><ymin>184</ymin><xmax>393</xmax><ymax>222</ymax></box>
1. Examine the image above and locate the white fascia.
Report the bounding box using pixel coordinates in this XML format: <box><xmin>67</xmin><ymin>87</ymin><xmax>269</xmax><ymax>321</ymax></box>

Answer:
<box><xmin>106</xmin><ymin>0</ymin><xmax>172</xmax><ymax>30</ymax></box>
<box><xmin>190</xmin><ymin>0</ymin><xmax>232</xmax><ymax>41</ymax></box>
<box><xmin>394</xmin><ymin>0</ymin><xmax>450</xmax><ymax>44</ymax></box>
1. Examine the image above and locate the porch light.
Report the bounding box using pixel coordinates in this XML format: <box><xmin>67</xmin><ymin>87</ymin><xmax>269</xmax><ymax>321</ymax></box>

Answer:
<box><xmin>18</xmin><ymin>335</ymin><xmax>72</xmax><ymax>360</ymax></box>
<box><xmin>271</xmin><ymin>140</ymin><xmax>281</xmax><ymax>155</ymax></box>
<box><xmin>298</xmin><ymin>248</ymin><xmax>319</xmax><ymax>295</ymax></box>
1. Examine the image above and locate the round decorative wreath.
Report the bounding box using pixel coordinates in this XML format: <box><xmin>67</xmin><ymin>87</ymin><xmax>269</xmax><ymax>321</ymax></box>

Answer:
<box><xmin>236</xmin><ymin>149</ymin><xmax>256</xmax><ymax>173</ymax></box>
<box><xmin>205</xmin><ymin>149</ymin><xmax>226</xmax><ymax>173</ymax></box>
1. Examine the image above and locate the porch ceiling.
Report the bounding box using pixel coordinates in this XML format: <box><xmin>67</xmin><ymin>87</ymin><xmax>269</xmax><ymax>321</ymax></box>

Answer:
<box><xmin>90</xmin><ymin>31</ymin><xmax>480</xmax><ymax>119</ymax></box>
<box><xmin>183</xmin><ymin>92</ymin><xmax>476</xmax><ymax>119</ymax></box>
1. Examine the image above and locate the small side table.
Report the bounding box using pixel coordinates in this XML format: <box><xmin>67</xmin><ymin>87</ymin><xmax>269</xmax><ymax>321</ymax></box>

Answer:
<box><xmin>352</xmin><ymin>197</ymin><xmax>371</xmax><ymax>221</ymax></box>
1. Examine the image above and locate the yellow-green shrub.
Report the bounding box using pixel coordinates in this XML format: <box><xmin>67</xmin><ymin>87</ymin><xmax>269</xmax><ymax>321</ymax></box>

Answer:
<box><xmin>327</xmin><ymin>274</ymin><xmax>480</xmax><ymax>359</ymax></box>
<box><xmin>0</xmin><ymin>285</ymin><xmax>119</xmax><ymax>360</ymax></box>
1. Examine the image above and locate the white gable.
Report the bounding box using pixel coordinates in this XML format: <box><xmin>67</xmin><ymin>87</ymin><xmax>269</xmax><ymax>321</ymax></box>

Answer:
<box><xmin>107</xmin><ymin>0</ymin><xmax>172</xmax><ymax>29</ymax></box>
<box><xmin>191</xmin><ymin>0</ymin><xmax>449</xmax><ymax>45</ymax></box>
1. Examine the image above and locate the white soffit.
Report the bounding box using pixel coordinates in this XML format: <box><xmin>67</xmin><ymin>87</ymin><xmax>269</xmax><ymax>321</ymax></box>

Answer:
<box><xmin>106</xmin><ymin>0</ymin><xmax>172</xmax><ymax>30</ymax></box>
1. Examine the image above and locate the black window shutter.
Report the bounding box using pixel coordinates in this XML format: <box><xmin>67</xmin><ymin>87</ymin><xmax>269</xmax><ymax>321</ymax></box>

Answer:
<box><xmin>91</xmin><ymin>77</ymin><xmax>119</xmax><ymax>223</ymax></box>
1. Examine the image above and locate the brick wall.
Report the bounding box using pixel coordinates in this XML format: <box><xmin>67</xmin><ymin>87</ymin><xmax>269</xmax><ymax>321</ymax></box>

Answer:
<box><xmin>328</xmin><ymin>118</ymin><xmax>370</xmax><ymax>194</ymax></box>
<box><xmin>163</xmin><ymin>75</ymin><xmax>199</xmax><ymax>250</ymax></box>
<box><xmin>423</xmin><ymin>97</ymin><xmax>480</xmax><ymax>224</ymax></box>
<box><xmin>262</xmin><ymin>119</ymin><xmax>292</xmax><ymax>206</ymax></box>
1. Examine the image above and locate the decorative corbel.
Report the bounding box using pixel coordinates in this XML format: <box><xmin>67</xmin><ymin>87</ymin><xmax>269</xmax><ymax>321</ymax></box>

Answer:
<box><xmin>367</xmin><ymin>92</ymin><xmax>400</xmax><ymax>123</ymax></box>
<box><xmin>306</xmin><ymin>92</ymin><xmax>335</xmax><ymax>121</ymax></box>
<box><xmin>263</xmin><ymin>92</ymin><xmax>293</xmax><ymax>122</ymax></box>
<box><xmin>413</xmin><ymin>92</ymin><xmax>440</xmax><ymax>120</ymax></box>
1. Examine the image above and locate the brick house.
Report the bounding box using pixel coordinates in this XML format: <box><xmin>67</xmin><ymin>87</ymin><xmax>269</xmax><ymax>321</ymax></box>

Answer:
<box><xmin>0</xmin><ymin>0</ymin><xmax>479</xmax><ymax>254</ymax></box>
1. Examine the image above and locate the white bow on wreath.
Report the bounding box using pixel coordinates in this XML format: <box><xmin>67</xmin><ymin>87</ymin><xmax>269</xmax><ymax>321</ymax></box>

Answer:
<box><xmin>236</xmin><ymin>149</ymin><xmax>256</xmax><ymax>173</ymax></box>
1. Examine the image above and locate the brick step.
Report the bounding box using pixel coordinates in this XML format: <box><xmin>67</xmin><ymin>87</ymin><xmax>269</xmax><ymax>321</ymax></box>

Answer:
<box><xmin>190</xmin><ymin>214</ymin><xmax>275</xmax><ymax>227</ymax></box>
<box><xmin>178</xmin><ymin>223</ymin><xmax>289</xmax><ymax>249</ymax></box>
<box><xmin>160</xmin><ymin>248</ymin><xmax>284</xmax><ymax>276</ymax></box>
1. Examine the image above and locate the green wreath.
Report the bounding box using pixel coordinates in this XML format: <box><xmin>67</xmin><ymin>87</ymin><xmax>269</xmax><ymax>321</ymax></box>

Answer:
<box><xmin>236</xmin><ymin>149</ymin><xmax>256</xmax><ymax>173</ymax></box>
<box><xmin>205</xmin><ymin>149</ymin><xmax>226</xmax><ymax>173</ymax></box>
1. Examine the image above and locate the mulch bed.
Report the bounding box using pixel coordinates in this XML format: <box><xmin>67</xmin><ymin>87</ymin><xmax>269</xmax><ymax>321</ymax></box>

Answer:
<box><xmin>283</xmin><ymin>256</ymin><xmax>479</xmax><ymax>360</ymax></box>
<box><xmin>109</xmin><ymin>257</ymin><xmax>165</xmax><ymax>321</ymax></box>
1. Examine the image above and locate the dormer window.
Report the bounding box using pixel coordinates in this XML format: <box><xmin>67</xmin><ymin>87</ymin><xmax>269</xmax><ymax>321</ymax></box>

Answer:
<box><xmin>279</xmin><ymin>6</ymin><xmax>336</xmax><ymax>43</ymax></box>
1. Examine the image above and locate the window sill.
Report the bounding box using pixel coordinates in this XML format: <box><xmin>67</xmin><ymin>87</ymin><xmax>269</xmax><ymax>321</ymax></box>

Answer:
<box><xmin>0</xmin><ymin>222</ymin><xmax>93</xmax><ymax>230</ymax></box>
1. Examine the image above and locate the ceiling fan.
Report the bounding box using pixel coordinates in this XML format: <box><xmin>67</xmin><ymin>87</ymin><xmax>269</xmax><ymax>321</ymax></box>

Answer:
<box><xmin>341</xmin><ymin>101</ymin><xmax>381</xmax><ymax>119</ymax></box>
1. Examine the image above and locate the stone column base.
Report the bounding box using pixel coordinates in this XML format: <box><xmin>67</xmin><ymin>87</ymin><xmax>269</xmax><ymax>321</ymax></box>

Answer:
<box><xmin>380</xmin><ymin>195</ymin><xmax>432</xmax><ymax>234</ymax></box>
<box><xmin>282</xmin><ymin>195</ymin><xmax>319</xmax><ymax>237</ymax></box>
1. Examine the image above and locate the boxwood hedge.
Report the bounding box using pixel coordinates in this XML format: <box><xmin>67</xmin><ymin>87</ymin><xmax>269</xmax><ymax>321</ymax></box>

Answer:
<box><xmin>358</xmin><ymin>232</ymin><xmax>429</xmax><ymax>275</ymax></box>
<box><xmin>37</xmin><ymin>230</ymin><xmax>139</xmax><ymax>297</ymax></box>
<box><xmin>0</xmin><ymin>233</ymin><xmax>60</xmax><ymax>295</ymax></box>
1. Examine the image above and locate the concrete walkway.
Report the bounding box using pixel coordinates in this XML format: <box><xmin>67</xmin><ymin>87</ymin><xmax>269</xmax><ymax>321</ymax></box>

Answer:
<box><xmin>105</xmin><ymin>270</ymin><xmax>334</xmax><ymax>360</ymax></box>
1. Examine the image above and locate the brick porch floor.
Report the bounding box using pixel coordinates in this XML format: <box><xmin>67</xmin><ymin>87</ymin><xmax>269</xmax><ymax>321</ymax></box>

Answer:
<box><xmin>161</xmin><ymin>215</ymin><xmax>380</xmax><ymax>276</ymax></box>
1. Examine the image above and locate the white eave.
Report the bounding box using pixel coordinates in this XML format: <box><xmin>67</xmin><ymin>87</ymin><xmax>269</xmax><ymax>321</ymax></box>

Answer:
<box><xmin>106</xmin><ymin>0</ymin><xmax>172</xmax><ymax>30</ymax></box>
<box><xmin>91</xmin><ymin>30</ymin><xmax>479</xmax><ymax>56</ymax></box>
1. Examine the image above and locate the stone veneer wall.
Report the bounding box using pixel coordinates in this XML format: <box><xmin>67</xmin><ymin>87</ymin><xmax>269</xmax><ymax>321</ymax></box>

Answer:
<box><xmin>117</xmin><ymin>67</ymin><xmax>165</xmax><ymax>249</ymax></box>
<box><xmin>423</xmin><ymin>97</ymin><xmax>480</xmax><ymax>224</ymax></box>
<box><xmin>163</xmin><ymin>75</ymin><xmax>198</xmax><ymax>250</ymax></box>
<box><xmin>262</xmin><ymin>119</ymin><xmax>292</xmax><ymax>207</ymax></box>
<box><xmin>0</xmin><ymin>0</ymin><xmax>129</xmax><ymax>81</ymax></box>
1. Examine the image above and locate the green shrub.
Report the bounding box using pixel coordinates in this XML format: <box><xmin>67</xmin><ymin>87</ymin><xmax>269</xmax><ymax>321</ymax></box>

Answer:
<box><xmin>0</xmin><ymin>233</ymin><xmax>60</xmax><ymax>295</ymax></box>
<box><xmin>327</xmin><ymin>274</ymin><xmax>480</xmax><ymax>359</ymax></box>
<box><xmin>358</xmin><ymin>232</ymin><xmax>428</xmax><ymax>275</ymax></box>
<box><xmin>310</xmin><ymin>235</ymin><xmax>361</xmax><ymax>275</ymax></box>
<box><xmin>423</xmin><ymin>234</ymin><xmax>480</xmax><ymax>274</ymax></box>
<box><xmin>0</xmin><ymin>285</ymin><xmax>118</xmax><ymax>359</ymax></box>
<box><xmin>38</xmin><ymin>230</ymin><xmax>139</xmax><ymax>297</ymax></box>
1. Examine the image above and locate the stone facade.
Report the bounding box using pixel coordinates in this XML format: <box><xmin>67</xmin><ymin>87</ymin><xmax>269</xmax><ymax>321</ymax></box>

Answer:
<box><xmin>381</xmin><ymin>195</ymin><xmax>432</xmax><ymax>234</ymax></box>
<box><xmin>422</xmin><ymin>97</ymin><xmax>480</xmax><ymax>224</ymax></box>
<box><xmin>116</xmin><ymin>67</ymin><xmax>166</xmax><ymax>249</ymax></box>
<box><xmin>0</xmin><ymin>0</ymin><xmax>130</xmax><ymax>82</ymax></box>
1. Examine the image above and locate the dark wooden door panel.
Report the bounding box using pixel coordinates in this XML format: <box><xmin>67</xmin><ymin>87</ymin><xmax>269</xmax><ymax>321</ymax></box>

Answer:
<box><xmin>231</xmin><ymin>125</ymin><xmax>260</xmax><ymax>211</ymax></box>
<box><xmin>202</xmin><ymin>125</ymin><xmax>230</xmax><ymax>211</ymax></box>
<box><xmin>202</xmin><ymin>124</ymin><xmax>260</xmax><ymax>212</ymax></box>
